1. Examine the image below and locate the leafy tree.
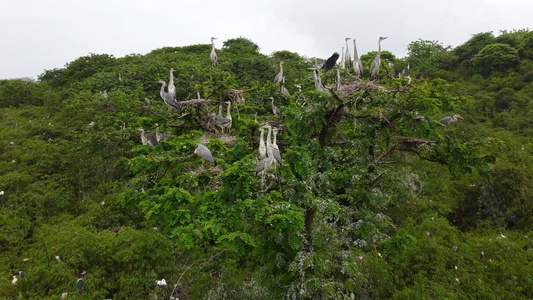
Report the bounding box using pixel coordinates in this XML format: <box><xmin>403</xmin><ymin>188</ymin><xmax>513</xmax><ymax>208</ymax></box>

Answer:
<box><xmin>407</xmin><ymin>39</ymin><xmax>457</xmax><ymax>76</ymax></box>
<box><xmin>473</xmin><ymin>43</ymin><xmax>520</xmax><ymax>76</ymax></box>
<box><xmin>454</xmin><ymin>31</ymin><xmax>495</xmax><ymax>62</ymax></box>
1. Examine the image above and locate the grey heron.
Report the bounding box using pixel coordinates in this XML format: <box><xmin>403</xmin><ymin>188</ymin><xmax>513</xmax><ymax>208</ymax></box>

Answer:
<box><xmin>271</xmin><ymin>127</ymin><xmax>282</xmax><ymax>168</ymax></box>
<box><xmin>280</xmin><ymin>77</ymin><xmax>290</xmax><ymax>95</ymax></box>
<box><xmin>258</xmin><ymin>127</ymin><xmax>267</xmax><ymax>160</ymax></box>
<box><xmin>194</xmin><ymin>144</ymin><xmax>215</xmax><ymax>164</ymax></box>
<box><xmin>155</xmin><ymin>123</ymin><xmax>169</xmax><ymax>142</ymax></box>
<box><xmin>274</xmin><ymin>61</ymin><xmax>284</xmax><ymax>84</ymax></box>
<box><xmin>370</xmin><ymin>37</ymin><xmax>388</xmax><ymax>78</ymax></box>
<box><xmin>308</xmin><ymin>68</ymin><xmax>327</xmax><ymax>93</ymax></box>
<box><xmin>211</xmin><ymin>37</ymin><xmax>218</xmax><ymax>67</ymax></box>
<box><xmin>168</xmin><ymin>68</ymin><xmax>176</xmax><ymax>97</ymax></box>
<box><xmin>158</xmin><ymin>80</ymin><xmax>181</xmax><ymax>115</ymax></box>
<box><xmin>256</xmin><ymin>126</ymin><xmax>273</xmax><ymax>185</ymax></box>
<box><xmin>345</xmin><ymin>38</ymin><xmax>352</xmax><ymax>69</ymax></box>
<box><xmin>224</xmin><ymin>101</ymin><xmax>233</xmax><ymax>131</ymax></box>
<box><xmin>352</xmin><ymin>39</ymin><xmax>363</xmax><ymax>79</ymax></box>
<box><xmin>439</xmin><ymin>114</ymin><xmax>464</xmax><ymax>127</ymax></box>
<box><xmin>271</xmin><ymin>97</ymin><xmax>280</xmax><ymax>116</ymax></box>
<box><xmin>336</xmin><ymin>69</ymin><xmax>341</xmax><ymax>91</ymax></box>
<box><xmin>138</xmin><ymin>128</ymin><xmax>159</xmax><ymax>146</ymax></box>
<box><xmin>321</xmin><ymin>52</ymin><xmax>340</xmax><ymax>72</ymax></box>
<box><xmin>340</xmin><ymin>46</ymin><xmax>345</xmax><ymax>69</ymax></box>
<box><xmin>77</xmin><ymin>278</ymin><xmax>84</xmax><ymax>294</ymax></box>
<box><xmin>215</xmin><ymin>103</ymin><xmax>231</xmax><ymax>133</ymax></box>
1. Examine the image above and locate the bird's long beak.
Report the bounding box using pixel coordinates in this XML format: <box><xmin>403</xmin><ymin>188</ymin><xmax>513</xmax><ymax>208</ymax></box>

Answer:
<box><xmin>458</xmin><ymin>115</ymin><xmax>464</xmax><ymax>120</ymax></box>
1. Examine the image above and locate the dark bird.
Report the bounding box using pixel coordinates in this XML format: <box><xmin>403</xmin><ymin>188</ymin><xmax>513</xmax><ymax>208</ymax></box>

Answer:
<box><xmin>480</xmin><ymin>251</ymin><xmax>484</xmax><ymax>260</ymax></box>
<box><xmin>194</xmin><ymin>144</ymin><xmax>215</xmax><ymax>164</ymax></box>
<box><xmin>77</xmin><ymin>278</ymin><xmax>84</xmax><ymax>294</ymax></box>
<box><xmin>19</xmin><ymin>270</ymin><xmax>24</xmax><ymax>280</ymax></box>
<box><xmin>321</xmin><ymin>52</ymin><xmax>340</xmax><ymax>72</ymax></box>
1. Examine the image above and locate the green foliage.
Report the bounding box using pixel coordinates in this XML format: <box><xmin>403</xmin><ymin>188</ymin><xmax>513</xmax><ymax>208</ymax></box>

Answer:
<box><xmin>1</xmin><ymin>31</ymin><xmax>533</xmax><ymax>299</ymax></box>
<box><xmin>473</xmin><ymin>43</ymin><xmax>520</xmax><ymax>76</ymax></box>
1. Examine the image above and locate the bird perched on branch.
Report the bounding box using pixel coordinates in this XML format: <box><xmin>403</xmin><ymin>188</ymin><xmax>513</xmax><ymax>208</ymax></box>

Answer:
<box><xmin>168</xmin><ymin>68</ymin><xmax>176</xmax><ymax>97</ymax></box>
<box><xmin>210</xmin><ymin>37</ymin><xmax>218</xmax><ymax>67</ymax></box>
<box><xmin>344</xmin><ymin>38</ymin><xmax>352</xmax><ymax>68</ymax></box>
<box><xmin>352</xmin><ymin>39</ymin><xmax>363</xmax><ymax>79</ymax></box>
<box><xmin>370</xmin><ymin>37</ymin><xmax>388</xmax><ymax>78</ymax></box>
<box><xmin>274</xmin><ymin>61</ymin><xmax>284</xmax><ymax>84</ymax></box>
<box><xmin>439</xmin><ymin>114</ymin><xmax>464</xmax><ymax>127</ymax></box>
<box><xmin>158</xmin><ymin>80</ymin><xmax>181</xmax><ymax>115</ymax></box>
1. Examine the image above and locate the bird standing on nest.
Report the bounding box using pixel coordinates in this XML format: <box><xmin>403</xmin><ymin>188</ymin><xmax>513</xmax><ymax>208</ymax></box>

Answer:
<box><xmin>138</xmin><ymin>128</ymin><xmax>159</xmax><ymax>146</ymax></box>
<box><xmin>210</xmin><ymin>37</ymin><xmax>218</xmax><ymax>67</ymax></box>
<box><xmin>194</xmin><ymin>144</ymin><xmax>214</xmax><ymax>164</ymax></box>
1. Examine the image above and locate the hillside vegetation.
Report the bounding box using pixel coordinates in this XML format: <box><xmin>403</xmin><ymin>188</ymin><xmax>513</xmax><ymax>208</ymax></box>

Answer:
<box><xmin>1</xmin><ymin>31</ymin><xmax>533</xmax><ymax>299</ymax></box>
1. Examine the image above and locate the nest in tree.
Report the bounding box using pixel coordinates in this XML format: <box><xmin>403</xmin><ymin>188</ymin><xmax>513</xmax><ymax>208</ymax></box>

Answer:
<box><xmin>200</xmin><ymin>133</ymin><xmax>238</xmax><ymax>148</ymax></box>
<box><xmin>221</xmin><ymin>89</ymin><xmax>246</xmax><ymax>104</ymax></box>
<box><xmin>198</xmin><ymin>113</ymin><xmax>220</xmax><ymax>133</ymax></box>
<box><xmin>394</xmin><ymin>136</ymin><xmax>436</xmax><ymax>150</ymax></box>
<box><xmin>341</xmin><ymin>80</ymin><xmax>388</xmax><ymax>96</ymax></box>
<box><xmin>178</xmin><ymin>98</ymin><xmax>215</xmax><ymax>107</ymax></box>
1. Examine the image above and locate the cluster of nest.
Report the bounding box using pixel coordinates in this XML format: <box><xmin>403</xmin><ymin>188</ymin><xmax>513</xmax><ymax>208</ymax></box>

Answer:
<box><xmin>221</xmin><ymin>89</ymin><xmax>246</xmax><ymax>104</ymax></box>
<box><xmin>340</xmin><ymin>81</ymin><xmax>388</xmax><ymax>96</ymax></box>
<box><xmin>394</xmin><ymin>136</ymin><xmax>436</xmax><ymax>151</ymax></box>
<box><xmin>198</xmin><ymin>133</ymin><xmax>238</xmax><ymax>148</ymax></box>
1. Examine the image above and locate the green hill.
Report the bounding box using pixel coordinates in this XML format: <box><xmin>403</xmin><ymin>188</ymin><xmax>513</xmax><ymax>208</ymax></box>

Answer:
<box><xmin>1</xmin><ymin>33</ymin><xmax>533</xmax><ymax>299</ymax></box>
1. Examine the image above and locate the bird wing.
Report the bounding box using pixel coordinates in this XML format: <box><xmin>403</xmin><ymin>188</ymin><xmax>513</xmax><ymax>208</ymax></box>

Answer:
<box><xmin>370</xmin><ymin>56</ymin><xmax>381</xmax><ymax>77</ymax></box>
<box><xmin>216</xmin><ymin>117</ymin><xmax>231</xmax><ymax>126</ymax></box>
<box><xmin>272</xmin><ymin>148</ymin><xmax>282</xmax><ymax>168</ymax></box>
<box><xmin>197</xmin><ymin>145</ymin><xmax>214</xmax><ymax>163</ymax></box>
<box><xmin>256</xmin><ymin>158</ymin><xmax>268</xmax><ymax>174</ymax></box>
<box><xmin>146</xmin><ymin>133</ymin><xmax>159</xmax><ymax>146</ymax></box>
<box><xmin>439</xmin><ymin>116</ymin><xmax>451</xmax><ymax>125</ymax></box>
<box><xmin>274</xmin><ymin>72</ymin><xmax>282</xmax><ymax>84</ymax></box>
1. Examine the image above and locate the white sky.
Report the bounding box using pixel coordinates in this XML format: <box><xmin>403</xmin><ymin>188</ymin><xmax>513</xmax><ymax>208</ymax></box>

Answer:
<box><xmin>1</xmin><ymin>0</ymin><xmax>531</xmax><ymax>79</ymax></box>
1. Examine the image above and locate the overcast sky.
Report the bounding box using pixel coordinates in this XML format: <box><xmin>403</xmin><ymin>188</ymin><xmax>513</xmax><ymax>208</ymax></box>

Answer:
<box><xmin>1</xmin><ymin>0</ymin><xmax>531</xmax><ymax>79</ymax></box>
